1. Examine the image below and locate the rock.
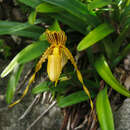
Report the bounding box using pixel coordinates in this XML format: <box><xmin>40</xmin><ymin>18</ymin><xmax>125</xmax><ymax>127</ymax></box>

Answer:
<box><xmin>114</xmin><ymin>98</ymin><xmax>130</xmax><ymax>130</ymax></box>
<box><xmin>124</xmin><ymin>54</ymin><xmax>130</xmax><ymax>71</ymax></box>
<box><xmin>0</xmin><ymin>60</ymin><xmax>63</xmax><ymax>130</ymax></box>
<box><xmin>124</xmin><ymin>76</ymin><xmax>130</xmax><ymax>90</ymax></box>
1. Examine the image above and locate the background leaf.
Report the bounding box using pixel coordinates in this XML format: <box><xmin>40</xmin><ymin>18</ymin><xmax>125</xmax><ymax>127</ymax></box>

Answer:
<box><xmin>112</xmin><ymin>44</ymin><xmax>130</xmax><ymax>67</ymax></box>
<box><xmin>88</xmin><ymin>0</ymin><xmax>112</xmax><ymax>11</ymax></box>
<box><xmin>41</xmin><ymin>0</ymin><xmax>100</xmax><ymax>26</ymax></box>
<box><xmin>18</xmin><ymin>0</ymin><xmax>42</xmax><ymax>8</ymax></box>
<box><xmin>36</xmin><ymin>2</ymin><xmax>63</xmax><ymax>13</ymax></box>
<box><xmin>17</xmin><ymin>0</ymin><xmax>93</xmax><ymax>33</ymax></box>
<box><xmin>6</xmin><ymin>64</ymin><xmax>24</xmax><ymax>104</ymax></box>
<box><xmin>0</xmin><ymin>20</ymin><xmax>43</xmax><ymax>39</ymax></box>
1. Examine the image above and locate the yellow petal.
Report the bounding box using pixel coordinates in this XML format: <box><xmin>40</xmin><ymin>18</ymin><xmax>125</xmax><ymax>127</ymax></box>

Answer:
<box><xmin>47</xmin><ymin>54</ymin><xmax>62</xmax><ymax>82</ymax></box>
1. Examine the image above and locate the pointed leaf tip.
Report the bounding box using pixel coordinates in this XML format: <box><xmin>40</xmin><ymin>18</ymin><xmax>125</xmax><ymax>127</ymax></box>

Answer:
<box><xmin>96</xmin><ymin>87</ymin><xmax>115</xmax><ymax>130</ymax></box>
<box><xmin>94</xmin><ymin>55</ymin><xmax>130</xmax><ymax>97</ymax></box>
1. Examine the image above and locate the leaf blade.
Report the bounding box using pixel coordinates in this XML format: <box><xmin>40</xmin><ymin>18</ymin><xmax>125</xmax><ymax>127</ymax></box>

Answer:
<box><xmin>32</xmin><ymin>81</ymin><xmax>50</xmax><ymax>94</ymax></box>
<box><xmin>88</xmin><ymin>0</ymin><xmax>112</xmax><ymax>11</ymax></box>
<box><xmin>58</xmin><ymin>91</ymin><xmax>95</xmax><ymax>108</ymax></box>
<box><xmin>36</xmin><ymin>2</ymin><xmax>62</xmax><ymax>13</ymax></box>
<box><xmin>1</xmin><ymin>41</ymin><xmax>49</xmax><ymax>78</ymax></box>
<box><xmin>0</xmin><ymin>20</ymin><xmax>43</xmax><ymax>39</ymax></box>
<box><xmin>96</xmin><ymin>87</ymin><xmax>115</xmax><ymax>130</ymax></box>
<box><xmin>94</xmin><ymin>55</ymin><xmax>130</xmax><ymax>97</ymax></box>
<box><xmin>41</xmin><ymin>0</ymin><xmax>99</xmax><ymax>26</ymax></box>
<box><xmin>77</xmin><ymin>23</ymin><xmax>114</xmax><ymax>51</ymax></box>
<box><xmin>18</xmin><ymin>0</ymin><xmax>42</xmax><ymax>8</ymax></box>
<box><xmin>6</xmin><ymin>64</ymin><xmax>24</xmax><ymax>104</ymax></box>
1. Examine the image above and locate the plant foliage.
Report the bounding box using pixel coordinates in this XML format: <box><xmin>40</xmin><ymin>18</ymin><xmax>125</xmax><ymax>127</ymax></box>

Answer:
<box><xmin>0</xmin><ymin>0</ymin><xmax>130</xmax><ymax>130</ymax></box>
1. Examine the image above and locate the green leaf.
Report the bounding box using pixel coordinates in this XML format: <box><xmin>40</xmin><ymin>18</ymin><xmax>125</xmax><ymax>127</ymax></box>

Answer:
<box><xmin>120</xmin><ymin>6</ymin><xmax>130</xmax><ymax>27</ymax></box>
<box><xmin>32</xmin><ymin>81</ymin><xmax>50</xmax><ymax>94</ymax></box>
<box><xmin>36</xmin><ymin>2</ymin><xmax>62</xmax><ymax>13</ymax></box>
<box><xmin>96</xmin><ymin>87</ymin><xmax>115</xmax><ymax>130</ymax></box>
<box><xmin>48</xmin><ymin>19</ymin><xmax>61</xmax><ymax>31</ymax></box>
<box><xmin>19</xmin><ymin>0</ymin><xmax>99</xmax><ymax>28</ymax></box>
<box><xmin>6</xmin><ymin>75</ymin><xmax>16</xmax><ymax>104</ymax></box>
<box><xmin>53</xmin><ymin>11</ymin><xmax>87</xmax><ymax>34</ymax></box>
<box><xmin>41</xmin><ymin>0</ymin><xmax>99</xmax><ymax>26</ymax></box>
<box><xmin>18</xmin><ymin>0</ymin><xmax>96</xmax><ymax>33</ymax></box>
<box><xmin>1</xmin><ymin>56</ymin><xmax>19</xmax><ymax>78</ymax></box>
<box><xmin>112</xmin><ymin>44</ymin><xmax>130</xmax><ymax>67</ymax></box>
<box><xmin>103</xmin><ymin>37</ymin><xmax>114</xmax><ymax>60</ymax></box>
<box><xmin>14</xmin><ymin>64</ymin><xmax>24</xmax><ymax>86</ymax></box>
<box><xmin>18</xmin><ymin>0</ymin><xmax>99</xmax><ymax>32</ymax></box>
<box><xmin>77</xmin><ymin>23</ymin><xmax>114</xmax><ymax>51</ymax></box>
<box><xmin>88</xmin><ymin>0</ymin><xmax>112</xmax><ymax>11</ymax></box>
<box><xmin>1</xmin><ymin>41</ymin><xmax>49</xmax><ymax>78</ymax></box>
<box><xmin>86</xmin><ymin>47</ymin><xmax>95</xmax><ymax>66</ymax></box>
<box><xmin>0</xmin><ymin>20</ymin><xmax>41</xmax><ymax>34</ymax></box>
<box><xmin>6</xmin><ymin>64</ymin><xmax>24</xmax><ymax>104</ymax></box>
<box><xmin>18</xmin><ymin>41</ymin><xmax>49</xmax><ymax>64</ymax></box>
<box><xmin>58</xmin><ymin>90</ymin><xmax>94</xmax><ymax>108</ymax></box>
<box><xmin>113</xmin><ymin>26</ymin><xmax>130</xmax><ymax>55</ymax></box>
<box><xmin>18</xmin><ymin>0</ymin><xmax>88</xmax><ymax>33</ymax></box>
<box><xmin>50</xmin><ymin>80</ymin><xmax>71</xmax><ymax>94</ymax></box>
<box><xmin>94</xmin><ymin>55</ymin><xmax>130</xmax><ymax>97</ymax></box>
<box><xmin>18</xmin><ymin>0</ymin><xmax>42</xmax><ymax>8</ymax></box>
<box><xmin>28</xmin><ymin>11</ymin><xmax>37</xmax><ymax>24</ymax></box>
<box><xmin>0</xmin><ymin>20</ymin><xmax>43</xmax><ymax>39</ymax></box>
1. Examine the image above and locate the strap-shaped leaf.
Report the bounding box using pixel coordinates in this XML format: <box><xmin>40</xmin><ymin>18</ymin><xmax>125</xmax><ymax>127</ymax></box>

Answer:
<box><xmin>36</xmin><ymin>2</ymin><xmax>63</xmax><ymax>13</ymax></box>
<box><xmin>18</xmin><ymin>0</ymin><xmax>42</xmax><ymax>8</ymax></box>
<box><xmin>88</xmin><ymin>0</ymin><xmax>112</xmax><ymax>11</ymax></box>
<box><xmin>32</xmin><ymin>81</ymin><xmax>50</xmax><ymax>94</ymax></box>
<box><xmin>96</xmin><ymin>87</ymin><xmax>115</xmax><ymax>130</ymax></box>
<box><xmin>58</xmin><ymin>90</ymin><xmax>95</xmax><ymax>108</ymax></box>
<box><xmin>18</xmin><ymin>0</ymin><xmax>89</xmax><ymax>34</ymax></box>
<box><xmin>0</xmin><ymin>20</ymin><xmax>43</xmax><ymax>39</ymax></box>
<box><xmin>17</xmin><ymin>41</ymin><xmax>49</xmax><ymax>64</ymax></box>
<box><xmin>6</xmin><ymin>64</ymin><xmax>24</xmax><ymax>104</ymax></box>
<box><xmin>112</xmin><ymin>44</ymin><xmax>130</xmax><ymax>67</ymax></box>
<box><xmin>41</xmin><ymin>0</ymin><xmax>99</xmax><ymax>26</ymax></box>
<box><xmin>1</xmin><ymin>41</ymin><xmax>49</xmax><ymax>78</ymax></box>
<box><xmin>6</xmin><ymin>75</ymin><xmax>16</xmax><ymax>104</ymax></box>
<box><xmin>28</xmin><ymin>11</ymin><xmax>37</xmax><ymax>25</ymax></box>
<box><xmin>94</xmin><ymin>55</ymin><xmax>130</xmax><ymax>97</ymax></box>
<box><xmin>53</xmin><ymin>11</ymin><xmax>87</xmax><ymax>34</ymax></box>
<box><xmin>77</xmin><ymin>23</ymin><xmax>114</xmax><ymax>51</ymax></box>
